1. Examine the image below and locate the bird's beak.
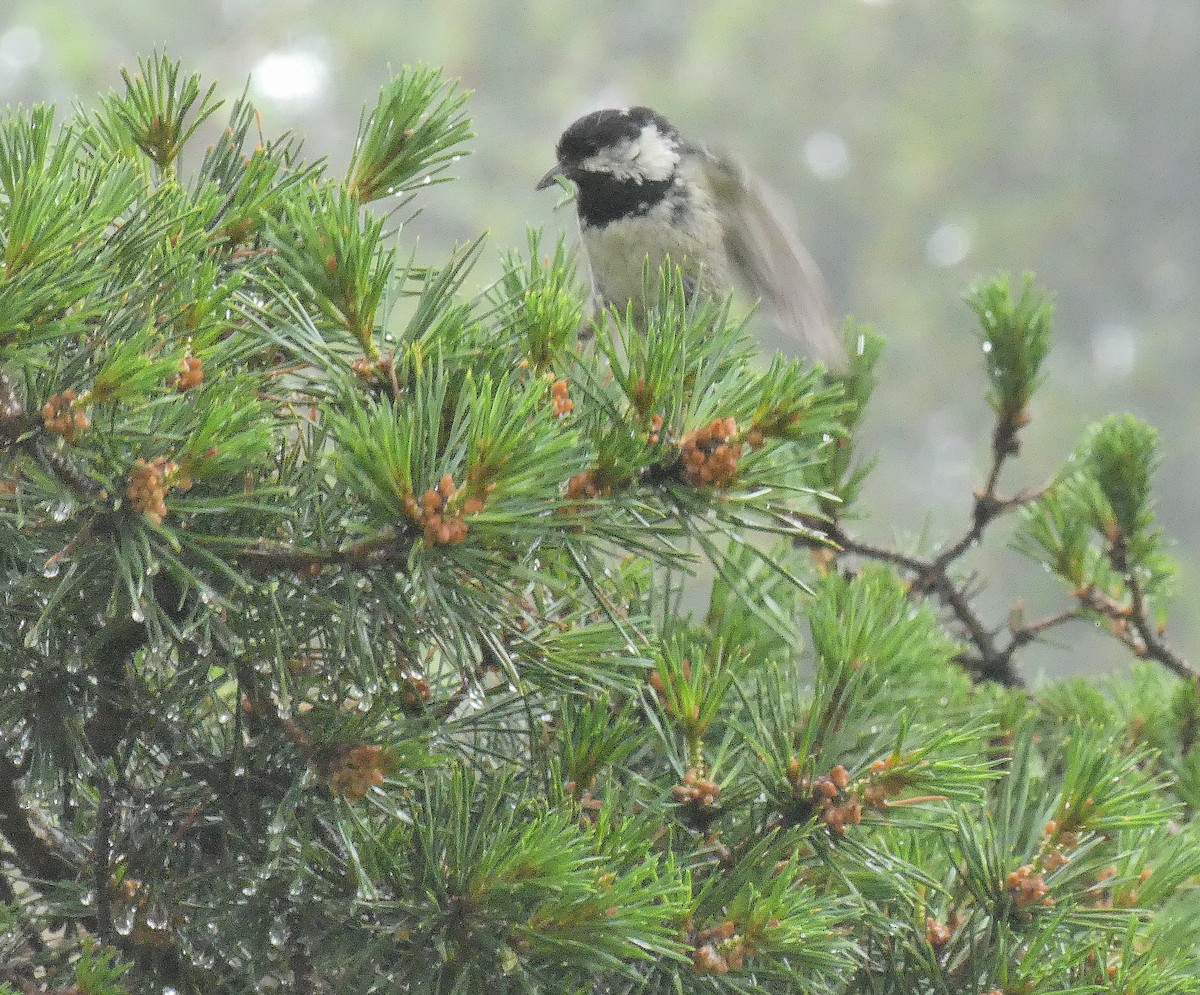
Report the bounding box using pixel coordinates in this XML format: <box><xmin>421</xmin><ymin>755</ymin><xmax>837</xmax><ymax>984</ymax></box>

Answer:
<box><xmin>536</xmin><ymin>163</ymin><xmax>566</xmax><ymax>191</ymax></box>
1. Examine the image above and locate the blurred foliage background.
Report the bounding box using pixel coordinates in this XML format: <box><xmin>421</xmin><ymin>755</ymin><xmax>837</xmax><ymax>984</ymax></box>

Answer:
<box><xmin>2</xmin><ymin>0</ymin><xmax>1196</xmax><ymax>678</ymax></box>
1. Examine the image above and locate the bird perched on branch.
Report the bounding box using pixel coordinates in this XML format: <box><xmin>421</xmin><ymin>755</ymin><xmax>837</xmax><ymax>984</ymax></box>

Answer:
<box><xmin>537</xmin><ymin>105</ymin><xmax>846</xmax><ymax>371</ymax></box>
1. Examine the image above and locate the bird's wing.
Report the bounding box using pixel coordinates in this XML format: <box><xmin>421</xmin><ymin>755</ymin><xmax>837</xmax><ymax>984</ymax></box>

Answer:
<box><xmin>699</xmin><ymin>147</ymin><xmax>847</xmax><ymax>372</ymax></box>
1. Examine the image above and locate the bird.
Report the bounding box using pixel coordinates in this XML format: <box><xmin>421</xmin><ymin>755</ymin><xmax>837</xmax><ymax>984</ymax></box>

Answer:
<box><xmin>536</xmin><ymin>105</ymin><xmax>847</xmax><ymax>371</ymax></box>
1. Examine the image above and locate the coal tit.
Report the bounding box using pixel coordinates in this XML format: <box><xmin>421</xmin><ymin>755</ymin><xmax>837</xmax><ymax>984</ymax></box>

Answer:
<box><xmin>537</xmin><ymin>106</ymin><xmax>846</xmax><ymax>371</ymax></box>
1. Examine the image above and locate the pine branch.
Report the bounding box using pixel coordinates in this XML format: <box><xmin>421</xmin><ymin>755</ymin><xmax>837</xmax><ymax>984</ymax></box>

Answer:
<box><xmin>6</xmin><ymin>57</ymin><xmax>1200</xmax><ymax>994</ymax></box>
<box><xmin>1126</xmin><ymin>571</ymin><xmax>1193</xmax><ymax>678</ymax></box>
<box><xmin>233</xmin><ymin>529</ymin><xmax>412</xmax><ymax>575</ymax></box>
<box><xmin>1075</xmin><ymin>574</ymin><xmax>1196</xmax><ymax>681</ymax></box>
<box><xmin>797</xmin><ymin>510</ymin><xmax>1030</xmax><ymax>688</ymax></box>
<box><xmin>84</xmin><ymin>574</ymin><xmax>187</xmax><ymax>760</ymax></box>
<box><xmin>91</xmin><ymin>775</ymin><xmax>116</xmax><ymax>942</ymax></box>
<box><xmin>794</xmin><ymin>276</ymin><xmax>1194</xmax><ymax>692</ymax></box>
<box><xmin>0</xmin><ymin>754</ymin><xmax>78</xmax><ymax>885</ymax></box>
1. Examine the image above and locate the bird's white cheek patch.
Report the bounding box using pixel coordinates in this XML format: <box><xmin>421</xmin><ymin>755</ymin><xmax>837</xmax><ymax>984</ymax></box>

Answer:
<box><xmin>578</xmin><ymin>126</ymin><xmax>679</xmax><ymax>183</ymax></box>
<box><xmin>630</xmin><ymin>124</ymin><xmax>679</xmax><ymax>181</ymax></box>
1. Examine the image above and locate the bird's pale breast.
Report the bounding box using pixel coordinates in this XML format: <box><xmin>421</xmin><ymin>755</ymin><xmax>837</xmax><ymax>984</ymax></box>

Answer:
<box><xmin>581</xmin><ymin>164</ymin><xmax>729</xmax><ymax>322</ymax></box>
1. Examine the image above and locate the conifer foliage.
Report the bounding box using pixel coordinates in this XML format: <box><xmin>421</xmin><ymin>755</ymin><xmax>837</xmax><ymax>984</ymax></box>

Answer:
<box><xmin>2</xmin><ymin>56</ymin><xmax>1198</xmax><ymax>994</ymax></box>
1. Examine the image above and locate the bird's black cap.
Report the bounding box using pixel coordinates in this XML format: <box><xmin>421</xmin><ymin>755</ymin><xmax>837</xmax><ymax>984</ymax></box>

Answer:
<box><xmin>554</xmin><ymin>106</ymin><xmax>678</xmax><ymax>167</ymax></box>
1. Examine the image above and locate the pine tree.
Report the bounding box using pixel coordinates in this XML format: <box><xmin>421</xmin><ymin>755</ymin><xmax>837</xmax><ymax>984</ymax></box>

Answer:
<box><xmin>2</xmin><ymin>55</ymin><xmax>1198</xmax><ymax>995</ymax></box>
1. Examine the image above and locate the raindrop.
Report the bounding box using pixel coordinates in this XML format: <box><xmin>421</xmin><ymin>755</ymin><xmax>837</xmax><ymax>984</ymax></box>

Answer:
<box><xmin>981</xmin><ymin>341</ymin><xmax>993</xmax><ymax>354</ymax></box>
<box><xmin>41</xmin><ymin>560</ymin><xmax>60</xmax><ymax>579</ymax></box>
<box><xmin>131</xmin><ymin>607</ymin><xmax>145</xmax><ymax>623</ymax></box>
<box><xmin>51</xmin><ymin>502</ymin><xmax>72</xmax><ymax>522</ymax></box>
<box><xmin>422</xmin><ymin>175</ymin><xmax>432</xmax><ymax>185</ymax></box>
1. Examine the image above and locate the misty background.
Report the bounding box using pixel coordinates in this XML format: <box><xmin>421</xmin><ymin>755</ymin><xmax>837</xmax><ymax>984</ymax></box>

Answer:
<box><xmin>2</xmin><ymin>0</ymin><xmax>1196</xmax><ymax>679</ymax></box>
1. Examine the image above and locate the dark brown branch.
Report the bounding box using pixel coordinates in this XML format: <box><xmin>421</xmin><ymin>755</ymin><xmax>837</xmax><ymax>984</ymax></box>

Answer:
<box><xmin>1074</xmin><ymin>571</ymin><xmax>1197</xmax><ymax>681</ymax></box>
<box><xmin>92</xmin><ymin>775</ymin><xmax>116</xmax><ymax>941</ymax></box>
<box><xmin>0</xmin><ymin>754</ymin><xmax>79</xmax><ymax>886</ymax></box>
<box><xmin>795</xmin><ymin>515</ymin><xmax>1026</xmax><ymax>687</ymax></box>
<box><xmin>1126</xmin><ymin>570</ymin><xmax>1194</xmax><ymax>679</ymax></box>
<box><xmin>795</xmin><ymin>423</ymin><xmax>1047</xmax><ymax>687</ymax></box>
<box><xmin>911</xmin><ymin>484</ymin><xmax>1045</xmax><ymax>598</ymax></box>
<box><xmin>233</xmin><ymin>528</ymin><xmax>412</xmax><ymax>575</ymax></box>
<box><xmin>1008</xmin><ymin>606</ymin><xmax>1083</xmax><ymax>648</ymax></box>
<box><xmin>84</xmin><ymin>574</ymin><xmax>186</xmax><ymax>760</ymax></box>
